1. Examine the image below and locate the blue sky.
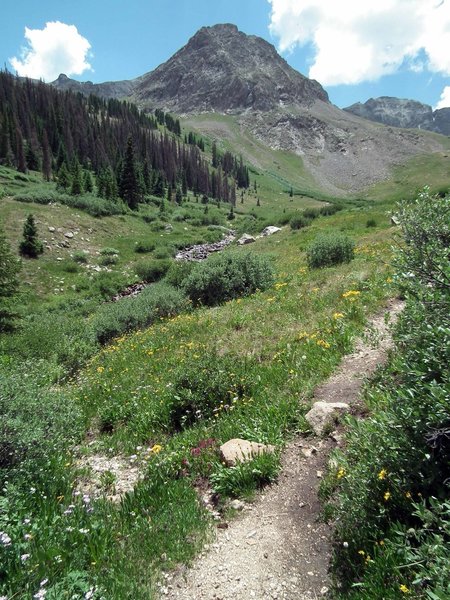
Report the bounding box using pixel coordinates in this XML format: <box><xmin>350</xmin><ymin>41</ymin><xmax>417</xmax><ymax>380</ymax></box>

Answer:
<box><xmin>2</xmin><ymin>0</ymin><xmax>450</xmax><ymax>109</ymax></box>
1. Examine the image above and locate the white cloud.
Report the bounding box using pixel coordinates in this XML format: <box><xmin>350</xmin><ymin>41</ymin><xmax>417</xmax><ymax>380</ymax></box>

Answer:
<box><xmin>10</xmin><ymin>21</ymin><xmax>92</xmax><ymax>82</ymax></box>
<box><xmin>436</xmin><ymin>86</ymin><xmax>450</xmax><ymax>109</ymax></box>
<box><xmin>268</xmin><ymin>0</ymin><xmax>450</xmax><ymax>86</ymax></box>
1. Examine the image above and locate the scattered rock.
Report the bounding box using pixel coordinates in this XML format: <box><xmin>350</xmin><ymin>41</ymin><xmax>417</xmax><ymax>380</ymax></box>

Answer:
<box><xmin>260</xmin><ymin>226</ymin><xmax>281</xmax><ymax>237</ymax></box>
<box><xmin>165</xmin><ymin>224</ymin><xmax>173</xmax><ymax>232</ymax></box>
<box><xmin>220</xmin><ymin>438</ymin><xmax>275</xmax><ymax>467</ymax></box>
<box><xmin>229</xmin><ymin>499</ymin><xmax>246</xmax><ymax>511</ymax></box>
<box><xmin>64</xmin><ymin>231</ymin><xmax>74</xmax><ymax>238</ymax></box>
<box><xmin>305</xmin><ymin>402</ymin><xmax>350</xmax><ymax>436</ymax></box>
<box><xmin>390</xmin><ymin>215</ymin><xmax>400</xmax><ymax>226</ymax></box>
<box><xmin>175</xmin><ymin>232</ymin><xmax>235</xmax><ymax>261</ymax></box>
<box><xmin>48</xmin><ymin>226</ymin><xmax>55</xmax><ymax>232</ymax></box>
<box><xmin>237</xmin><ymin>234</ymin><xmax>256</xmax><ymax>245</ymax></box>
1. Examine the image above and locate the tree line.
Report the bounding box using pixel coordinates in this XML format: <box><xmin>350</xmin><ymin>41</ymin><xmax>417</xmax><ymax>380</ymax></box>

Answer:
<box><xmin>0</xmin><ymin>71</ymin><xmax>249</xmax><ymax>208</ymax></box>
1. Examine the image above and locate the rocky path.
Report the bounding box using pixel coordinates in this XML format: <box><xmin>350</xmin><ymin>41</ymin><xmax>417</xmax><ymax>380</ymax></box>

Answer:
<box><xmin>159</xmin><ymin>299</ymin><xmax>403</xmax><ymax>600</ymax></box>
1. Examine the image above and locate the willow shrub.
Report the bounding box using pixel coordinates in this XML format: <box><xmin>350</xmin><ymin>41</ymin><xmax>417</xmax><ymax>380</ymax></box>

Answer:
<box><xmin>182</xmin><ymin>251</ymin><xmax>274</xmax><ymax>306</ymax></box>
<box><xmin>306</xmin><ymin>232</ymin><xmax>354</xmax><ymax>269</ymax></box>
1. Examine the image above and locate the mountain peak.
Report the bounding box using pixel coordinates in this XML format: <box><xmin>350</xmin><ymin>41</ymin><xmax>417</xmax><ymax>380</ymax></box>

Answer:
<box><xmin>133</xmin><ymin>23</ymin><xmax>328</xmax><ymax>113</ymax></box>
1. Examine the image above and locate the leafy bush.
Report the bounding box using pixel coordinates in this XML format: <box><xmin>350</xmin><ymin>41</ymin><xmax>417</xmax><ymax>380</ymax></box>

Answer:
<box><xmin>306</xmin><ymin>233</ymin><xmax>355</xmax><ymax>269</ymax></box>
<box><xmin>92</xmin><ymin>282</ymin><xmax>188</xmax><ymax>343</ymax></box>
<box><xmin>290</xmin><ymin>214</ymin><xmax>310</xmax><ymax>230</ymax></box>
<box><xmin>100</xmin><ymin>247</ymin><xmax>119</xmax><ymax>256</ymax></box>
<box><xmin>366</xmin><ymin>218</ymin><xmax>377</xmax><ymax>228</ymax></box>
<box><xmin>61</xmin><ymin>259</ymin><xmax>79</xmax><ymax>273</ymax></box>
<box><xmin>153</xmin><ymin>244</ymin><xmax>176</xmax><ymax>259</ymax></box>
<box><xmin>72</xmin><ymin>250</ymin><xmax>88</xmax><ymax>263</ymax></box>
<box><xmin>302</xmin><ymin>207</ymin><xmax>320</xmax><ymax>220</ymax></box>
<box><xmin>168</xmin><ymin>353</ymin><xmax>255</xmax><ymax>430</ymax></box>
<box><xmin>182</xmin><ymin>252</ymin><xmax>274</xmax><ymax>306</ymax></box>
<box><xmin>99</xmin><ymin>254</ymin><xmax>118</xmax><ymax>266</ymax></box>
<box><xmin>135</xmin><ymin>258</ymin><xmax>171</xmax><ymax>282</ymax></box>
<box><xmin>319</xmin><ymin>204</ymin><xmax>343</xmax><ymax>216</ymax></box>
<box><xmin>325</xmin><ymin>189</ymin><xmax>450</xmax><ymax>598</ymax></box>
<box><xmin>134</xmin><ymin>241</ymin><xmax>155</xmax><ymax>253</ymax></box>
<box><xmin>164</xmin><ymin>260</ymin><xmax>195</xmax><ymax>288</ymax></box>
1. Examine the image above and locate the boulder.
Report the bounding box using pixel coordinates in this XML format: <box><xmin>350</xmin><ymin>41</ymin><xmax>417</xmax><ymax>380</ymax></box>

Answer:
<box><xmin>237</xmin><ymin>234</ymin><xmax>256</xmax><ymax>245</ymax></box>
<box><xmin>220</xmin><ymin>438</ymin><xmax>275</xmax><ymax>467</ymax></box>
<box><xmin>305</xmin><ymin>402</ymin><xmax>350</xmax><ymax>436</ymax></box>
<box><xmin>64</xmin><ymin>231</ymin><xmax>74</xmax><ymax>238</ymax></box>
<box><xmin>261</xmin><ymin>226</ymin><xmax>281</xmax><ymax>236</ymax></box>
<box><xmin>48</xmin><ymin>226</ymin><xmax>55</xmax><ymax>232</ymax></box>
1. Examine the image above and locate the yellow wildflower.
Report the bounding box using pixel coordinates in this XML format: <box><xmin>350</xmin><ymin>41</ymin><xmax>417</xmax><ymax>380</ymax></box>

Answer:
<box><xmin>97</xmin><ymin>366</ymin><xmax>104</xmax><ymax>373</ymax></box>
<box><xmin>267</xmin><ymin>297</ymin><xmax>275</xmax><ymax>302</ymax></box>
<box><xmin>150</xmin><ymin>444</ymin><xmax>163</xmax><ymax>454</ymax></box>
<box><xmin>384</xmin><ymin>491</ymin><xmax>391</xmax><ymax>501</ymax></box>
<box><xmin>378</xmin><ymin>469</ymin><xmax>387</xmax><ymax>480</ymax></box>
<box><xmin>333</xmin><ymin>312</ymin><xmax>344</xmax><ymax>319</ymax></box>
<box><xmin>358</xmin><ymin>550</ymin><xmax>365</xmax><ymax>556</ymax></box>
<box><xmin>405</xmin><ymin>491</ymin><xmax>412</xmax><ymax>499</ymax></box>
<box><xmin>317</xmin><ymin>339</ymin><xmax>331</xmax><ymax>349</ymax></box>
<box><xmin>337</xmin><ymin>467</ymin><xmax>346</xmax><ymax>479</ymax></box>
<box><xmin>399</xmin><ymin>584</ymin><xmax>410</xmax><ymax>594</ymax></box>
<box><xmin>342</xmin><ymin>290</ymin><xmax>361</xmax><ymax>299</ymax></box>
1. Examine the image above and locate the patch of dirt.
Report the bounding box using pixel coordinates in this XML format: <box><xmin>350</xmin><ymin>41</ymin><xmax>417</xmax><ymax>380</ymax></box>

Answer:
<box><xmin>159</xmin><ymin>299</ymin><xmax>404</xmax><ymax>600</ymax></box>
<box><xmin>75</xmin><ymin>451</ymin><xmax>147</xmax><ymax>503</ymax></box>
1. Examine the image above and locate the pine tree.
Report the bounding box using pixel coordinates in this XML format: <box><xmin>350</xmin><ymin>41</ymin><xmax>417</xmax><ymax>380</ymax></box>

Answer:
<box><xmin>19</xmin><ymin>214</ymin><xmax>43</xmax><ymax>258</ymax></box>
<box><xmin>175</xmin><ymin>186</ymin><xmax>183</xmax><ymax>205</ymax></box>
<box><xmin>16</xmin><ymin>130</ymin><xmax>27</xmax><ymax>173</ymax></box>
<box><xmin>166</xmin><ymin>183</ymin><xmax>172</xmax><ymax>203</ymax></box>
<box><xmin>84</xmin><ymin>170</ymin><xmax>93</xmax><ymax>193</ymax></box>
<box><xmin>41</xmin><ymin>129</ymin><xmax>51</xmax><ymax>182</ymax></box>
<box><xmin>56</xmin><ymin>162</ymin><xmax>71</xmax><ymax>191</ymax></box>
<box><xmin>0</xmin><ymin>222</ymin><xmax>21</xmax><ymax>331</ymax></box>
<box><xmin>70</xmin><ymin>161</ymin><xmax>83</xmax><ymax>195</ymax></box>
<box><xmin>119</xmin><ymin>136</ymin><xmax>139</xmax><ymax>209</ymax></box>
<box><xmin>25</xmin><ymin>143</ymin><xmax>39</xmax><ymax>171</ymax></box>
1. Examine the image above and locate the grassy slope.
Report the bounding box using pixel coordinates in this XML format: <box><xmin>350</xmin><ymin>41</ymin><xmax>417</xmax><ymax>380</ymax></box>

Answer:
<box><xmin>1</xmin><ymin>130</ymin><xmax>448</xmax><ymax>596</ymax></box>
<box><xmin>183</xmin><ymin>113</ymin><xmax>450</xmax><ymax>205</ymax></box>
<box><xmin>0</xmin><ymin>171</ymin><xmax>397</xmax><ymax>597</ymax></box>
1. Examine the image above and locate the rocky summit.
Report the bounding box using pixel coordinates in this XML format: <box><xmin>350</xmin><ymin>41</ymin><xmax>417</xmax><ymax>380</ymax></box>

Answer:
<box><xmin>131</xmin><ymin>23</ymin><xmax>328</xmax><ymax>113</ymax></box>
<box><xmin>344</xmin><ymin>96</ymin><xmax>450</xmax><ymax>136</ymax></box>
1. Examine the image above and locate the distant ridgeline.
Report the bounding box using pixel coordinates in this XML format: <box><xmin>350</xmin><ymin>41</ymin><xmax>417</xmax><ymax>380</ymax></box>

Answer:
<box><xmin>0</xmin><ymin>71</ymin><xmax>250</xmax><ymax>206</ymax></box>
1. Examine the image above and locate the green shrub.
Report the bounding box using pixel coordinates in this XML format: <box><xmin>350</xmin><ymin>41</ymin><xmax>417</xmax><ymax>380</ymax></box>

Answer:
<box><xmin>134</xmin><ymin>241</ymin><xmax>155</xmax><ymax>253</ymax></box>
<box><xmin>153</xmin><ymin>244</ymin><xmax>176</xmax><ymax>259</ymax></box>
<box><xmin>72</xmin><ymin>250</ymin><xmax>88</xmax><ymax>263</ymax></box>
<box><xmin>164</xmin><ymin>260</ymin><xmax>195</xmax><ymax>288</ymax></box>
<box><xmin>168</xmin><ymin>353</ymin><xmax>254</xmax><ymax>430</ymax></box>
<box><xmin>135</xmin><ymin>258</ymin><xmax>171</xmax><ymax>282</ymax></box>
<box><xmin>319</xmin><ymin>204</ymin><xmax>343</xmax><ymax>216</ymax></box>
<box><xmin>100</xmin><ymin>247</ymin><xmax>119</xmax><ymax>256</ymax></box>
<box><xmin>61</xmin><ymin>259</ymin><xmax>79</xmax><ymax>273</ymax></box>
<box><xmin>92</xmin><ymin>282</ymin><xmax>188</xmax><ymax>343</ymax></box>
<box><xmin>306</xmin><ymin>233</ymin><xmax>355</xmax><ymax>269</ymax></box>
<box><xmin>302</xmin><ymin>207</ymin><xmax>320</xmax><ymax>220</ymax></box>
<box><xmin>182</xmin><ymin>252</ymin><xmax>274</xmax><ymax>306</ymax></box>
<box><xmin>366</xmin><ymin>218</ymin><xmax>377</xmax><ymax>228</ymax></box>
<box><xmin>290</xmin><ymin>214</ymin><xmax>310</xmax><ymax>230</ymax></box>
<box><xmin>99</xmin><ymin>254</ymin><xmax>118</xmax><ymax>266</ymax></box>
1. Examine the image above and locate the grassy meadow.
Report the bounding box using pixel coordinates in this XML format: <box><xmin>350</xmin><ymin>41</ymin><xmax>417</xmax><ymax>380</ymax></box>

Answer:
<box><xmin>1</xmin><ymin>161</ymin><xmax>448</xmax><ymax>599</ymax></box>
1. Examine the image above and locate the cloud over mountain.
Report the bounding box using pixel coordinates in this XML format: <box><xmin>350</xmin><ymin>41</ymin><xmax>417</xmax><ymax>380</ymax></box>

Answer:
<box><xmin>10</xmin><ymin>21</ymin><xmax>92</xmax><ymax>82</ymax></box>
<box><xmin>268</xmin><ymin>0</ymin><xmax>450</xmax><ymax>87</ymax></box>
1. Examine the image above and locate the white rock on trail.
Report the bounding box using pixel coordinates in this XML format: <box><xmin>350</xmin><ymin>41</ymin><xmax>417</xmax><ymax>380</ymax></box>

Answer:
<box><xmin>220</xmin><ymin>438</ymin><xmax>275</xmax><ymax>467</ymax></box>
<box><xmin>305</xmin><ymin>402</ymin><xmax>350</xmax><ymax>437</ymax></box>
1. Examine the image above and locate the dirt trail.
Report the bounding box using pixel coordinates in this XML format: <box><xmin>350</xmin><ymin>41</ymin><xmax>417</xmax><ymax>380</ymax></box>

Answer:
<box><xmin>159</xmin><ymin>299</ymin><xmax>404</xmax><ymax>600</ymax></box>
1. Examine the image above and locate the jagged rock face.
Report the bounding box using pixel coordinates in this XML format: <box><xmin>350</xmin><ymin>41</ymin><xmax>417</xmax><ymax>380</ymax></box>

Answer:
<box><xmin>51</xmin><ymin>73</ymin><xmax>134</xmax><ymax>100</ymax></box>
<box><xmin>344</xmin><ymin>96</ymin><xmax>450</xmax><ymax>135</ymax></box>
<box><xmin>132</xmin><ymin>24</ymin><xmax>328</xmax><ymax>113</ymax></box>
<box><xmin>434</xmin><ymin>107</ymin><xmax>450</xmax><ymax>135</ymax></box>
